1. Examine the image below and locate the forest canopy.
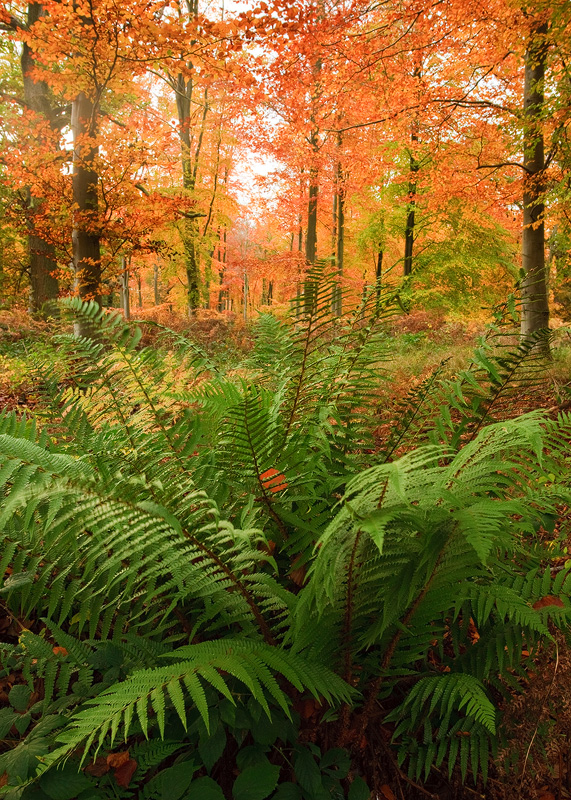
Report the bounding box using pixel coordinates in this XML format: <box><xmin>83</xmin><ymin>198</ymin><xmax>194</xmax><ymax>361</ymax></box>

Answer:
<box><xmin>0</xmin><ymin>0</ymin><xmax>568</xmax><ymax>327</ymax></box>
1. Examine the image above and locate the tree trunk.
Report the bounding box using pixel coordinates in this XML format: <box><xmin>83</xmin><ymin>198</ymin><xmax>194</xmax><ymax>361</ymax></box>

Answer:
<box><xmin>184</xmin><ymin>222</ymin><xmax>200</xmax><ymax>315</ymax></box>
<box><xmin>403</xmin><ymin>137</ymin><xmax>418</xmax><ymax>277</ymax></box>
<box><xmin>120</xmin><ymin>256</ymin><xmax>130</xmax><ymax>320</ymax></box>
<box><xmin>404</xmin><ymin>66</ymin><xmax>421</xmax><ymax>279</ymax></box>
<box><xmin>332</xmin><ymin>152</ymin><xmax>345</xmax><ymax>317</ymax></box>
<box><xmin>175</xmin><ymin>56</ymin><xmax>207</xmax><ymax>315</ymax></box>
<box><xmin>376</xmin><ymin>249</ymin><xmax>383</xmax><ymax>305</ymax></box>
<box><xmin>305</xmin><ymin>160</ymin><xmax>319</xmax><ymax>265</ymax></box>
<box><xmin>305</xmin><ymin>53</ymin><xmax>321</xmax><ymax>268</ymax></box>
<box><xmin>71</xmin><ymin>91</ymin><xmax>101</xmax><ymax>336</ymax></box>
<box><xmin>520</xmin><ymin>20</ymin><xmax>549</xmax><ymax>342</ymax></box>
<box><xmin>22</xmin><ymin>3</ymin><xmax>59</xmax><ymax>314</ymax></box>
<box><xmin>28</xmin><ymin>225</ymin><xmax>59</xmax><ymax>314</ymax></box>
<box><xmin>153</xmin><ymin>263</ymin><xmax>160</xmax><ymax>305</ymax></box>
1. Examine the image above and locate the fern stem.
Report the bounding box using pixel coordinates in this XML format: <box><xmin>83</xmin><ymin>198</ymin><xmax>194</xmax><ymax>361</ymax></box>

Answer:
<box><xmin>118</xmin><ymin>346</ymin><xmax>190</xmax><ymax>472</ymax></box>
<box><xmin>355</xmin><ymin>551</ymin><xmax>443</xmax><ymax>743</ymax></box>
<box><xmin>242</xmin><ymin>392</ymin><xmax>288</xmax><ymax>540</ymax></box>
<box><xmin>284</xmin><ymin>311</ymin><xmax>316</xmax><ymax>438</ymax></box>
<box><xmin>182</xmin><ymin>528</ymin><xmax>277</xmax><ymax>647</ymax></box>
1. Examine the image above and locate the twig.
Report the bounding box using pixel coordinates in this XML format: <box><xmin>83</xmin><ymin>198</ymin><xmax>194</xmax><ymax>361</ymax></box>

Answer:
<box><xmin>519</xmin><ymin>638</ymin><xmax>560</xmax><ymax>793</ymax></box>
<box><xmin>379</xmin><ymin>736</ymin><xmax>439</xmax><ymax>799</ymax></box>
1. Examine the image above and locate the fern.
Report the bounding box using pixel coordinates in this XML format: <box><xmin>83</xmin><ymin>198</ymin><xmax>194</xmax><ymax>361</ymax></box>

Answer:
<box><xmin>0</xmin><ymin>287</ymin><xmax>568</xmax><ymax>796</ymax></box>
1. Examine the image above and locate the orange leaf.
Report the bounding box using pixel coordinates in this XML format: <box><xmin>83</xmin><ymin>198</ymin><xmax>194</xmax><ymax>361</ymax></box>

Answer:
<box><xmin>107</xmin><ymin>750</ymin><xmax>130</xmax><ymax>769</ymax></box>
<box><xmin>114</xmin><ymin>758</ymin><xmax>137</xmax><ymax>788</ymax></box>
<box><xmin>260</xmin><ymin>467</ymin><xmax>288</xmax><ymax>493</ymax></box>
<box><xmin>533</xmin><ymin>596</ymin><xmax>565</xmax><ymax>610</ymax></box>
<box><xmin>52</xmin><ymin>647</ymin><xmax>68</xmax><ymax>656</ymax></box>
<box><xmin>380</xmin><ymin>786</ymin><xmax>396</xmax><ymax>800</ymax></box>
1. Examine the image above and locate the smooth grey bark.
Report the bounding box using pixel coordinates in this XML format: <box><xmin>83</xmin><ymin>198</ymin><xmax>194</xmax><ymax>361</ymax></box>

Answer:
<box><xmin>120</xmin><ymin>256</ymin><xmax>130</xmax><ymax>320</ymax></box>
<box><xmin>305</xmin><ymin>54</ymin><xmax>322</xmax><ymax>268</ymax></box>
<box><xmin>21</xmin><ymin>3</ymin><xmax>59</xmax><ymax>313</ymax></box>
<box><xmin>171</xmin><ymin>0</ymin><xmax>213</xmax><ymax>317</ymax></box>
<box><xmin>71</xmin><ymin>91</ymin><xmax>101</xmax><ymax>336</ymax></box>
<box><xmin>520</xmin><ymin>21</ymin><xmax>549</xmax><ymax>340</ymax></box>
<box><xmin>305</xmin><ymin>158</ymin><xmax>319</xmax><ymax>265</ymax></box>
<box><xmin>332</xmin><ymin>149</ymin><xmax>345</xmax><ymax>317</ymax></box>
<box><xmin>153</xmin><ymin>263</ymin><xmax>160</xmax><ymax>305</ymax></box>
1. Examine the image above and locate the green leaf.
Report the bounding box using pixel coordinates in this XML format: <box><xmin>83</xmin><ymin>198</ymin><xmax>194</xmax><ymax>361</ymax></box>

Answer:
<box><xmin>293</xmin><ymin>747</ymin><xmax>321</xmax><ymax>794</ymax></box>
<box><xmin>198</xmin><ymin>725</ymin><xmax>227</xmax><ymax>772</ymax></box>
<box><xmin>348</xmin><ymin>776</ymin><xmax>370</xmax><ymax>800</ymax></box>
<box><xmin>137</xmin><ymin>501</ymin><xmax>182</xmax><ymax>535</ymax></box>
<box><xmin>271</xmin><ymin>785</ymin><xmax>302</xmax><ymax>800</ymax></box>
<box><xmin>232</xmin><ymin>763</ymin><xmax>281</xmax><ymax>800</ymax></box>
<box><xmin>160</xmin><ymin>760</ymin><xmax>197</xmax><ymax>800</ymax></box>
<box><xmin>1</xmin><ymin>572</ymin><xmax>34</xmax><ymax>593</ymax></box>
<box><xmin>186</xmin><ymin>776</ymin><xmax>226</xmax><ymax>800</ymax></box>
<box><xmin>0</xmin><ymin>708</ymin><xmax>18</xmax><ymax>737</ymax></box>
<box><xmin>39</xmin><ymin>763</ymin><xmax>94</xmax><ymax>800</ymax></box>
<box><xmin>359</xmin><ymin>510</ymin><xmax>400</xmax><ymax>554</ymax></box>
<box><xmin>319</xmin><ymin>748</ymin><xmax>350</xmax><ymax>779</ymax></box>
<box><xmin>236</xmin><ymin>746</ymin><xmax>269</xmax><ymax>771</ymax></box>
<box><xmin>14</xmin><ymin>712</ymin><xmax>31</xmax><ymax>735</ymax></box>
<box><xmin>9</xmin><ymin>685</ymin><xmax>31</xmax><ymax>712</ymax></box>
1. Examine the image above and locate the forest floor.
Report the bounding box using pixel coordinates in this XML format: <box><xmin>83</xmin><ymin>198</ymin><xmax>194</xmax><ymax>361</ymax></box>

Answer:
<box><xmin>1</xmin><ymin>304</ymin><xmax>571</xmax><ymax>800</ymax></box>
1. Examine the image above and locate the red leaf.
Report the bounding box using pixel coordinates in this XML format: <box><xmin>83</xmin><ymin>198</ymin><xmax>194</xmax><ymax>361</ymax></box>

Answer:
<box><xmin>533</xmin><ymin>596</ymin><xmax>565</xmax><ymax>610</ymax></box>
<box><xmin>114</xmin><ymin>758</ymin><xmax>137</xmax><ymax>788</ymax></box>
<box><xmin>260</xmin><ymin>468</ymin><xmax>288</xmax><ymax>493</ymax></box>
<box><xmin>107</xmin><ymin>750</ymin><xmax>130</xmax><ymax>769</ymax></box>
<box><xmin>85</xmin><ymin>757</ymin><xmax>109</xmax><ymax>777</ymax></box>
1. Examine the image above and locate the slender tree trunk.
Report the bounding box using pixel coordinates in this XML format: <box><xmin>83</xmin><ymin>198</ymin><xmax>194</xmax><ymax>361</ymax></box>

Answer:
<box><xmin>332</xmin><ymin>150</ymin><xmax>345</xmax><ymax>317</ymax></box>
<box><xmin>376</xmin><ymin>249</ymin><xmax>383</xmax><ymax>305</ymax></box>
<box><xmin>120</xmin><ymin>255</ymin><xmax>130</xmax><ymax>320</ymax></box>
<box><xmin>217</xmin><ymin>227</ymin><xmax>227</xmax><ymax>312</ymax></box>
<box><xmin>305</xmin><ymin>158</ymin><xmax>319</xmax><ymax>265</ymax></box>
<box><xmin>404</xmin><ymin>65</ymin><xmax>421</xmax><ymax>278</ymax></box>
<box><xmin>28</xmin><ymin>225</ymin><xmax>59</xmax><ymax>314</ymax></box>
<box><xmin>172</xmin><ymin>2</ymin><xmax>209</xmax><ymax>317</ymax></box>
<box><xmin>71</xmin><ymin>91</ymin><xmax>101</xmax><ymax>336</ymax></box>
<box><xmin>153</xmin><ymin>263</ymin><xmax>160</xmax><ymax>305</ymax></box>
<box><xmin>305</xmin><ymin>53</ymin><xmax>322</xmax><ymax>268</ymax></box>
<box><xmin>403</xmin><ymin>134</ymin><xmax>418</xmax><ymax>277</ymax></box>
<box><xmin>520</xmin><ymin>21</ymin><xmax>549</xmax><ymax>342</ymax></box>
<box><xmin>22</xmin><ymin>3</ymin><xmax>59</xmax><ymax>314</ymax></box>
<box><xmin>184</xmin><ymin>224</ymin><xmax>200</xmax><ymax>313</ymax></box>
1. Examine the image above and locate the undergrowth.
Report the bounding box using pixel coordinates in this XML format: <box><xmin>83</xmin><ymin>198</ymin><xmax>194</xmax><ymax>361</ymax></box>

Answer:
<box><xmin>0</xmin><ymin>270</ymin><xmax>570</xmax><ymax>799</ymax></box>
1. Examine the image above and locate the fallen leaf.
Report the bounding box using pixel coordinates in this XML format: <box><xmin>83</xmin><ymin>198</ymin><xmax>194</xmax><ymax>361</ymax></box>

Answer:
<box><xmin>380</xmin><ymin>786</ymin><xmax>396</xmax><ymax>800</ymax></box>
<box><xmin>107</xmin><ymin>750</ymin><xmax>130</xmax><ymax>769</ymax></box>
<box><xmin>52</xmin><ymin>647</ymin><xmax>68</xmax><ymax>656</ymax></box>
<box><xmin>538</xmin><ymin>793</ymin><xmax>555</xmax><ymax>800</ymax></box>
<box><xmin>533</xmin><ymin>596</ymin><xmax>565</xmax><ymax>610</ymax></box>
<box><xmin>114</xmin><ymin>758</ymin><xmax>137</xmax><ymax>788</ymax></box>
<box><xmin>85</xmin><ymin>757</ymin><xmax>109</xmax><ymax>777</ymax></box>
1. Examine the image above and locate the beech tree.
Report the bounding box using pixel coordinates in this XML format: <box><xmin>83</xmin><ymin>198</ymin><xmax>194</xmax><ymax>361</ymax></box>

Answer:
<box><xmin>0</xmin><ymin>1</ymin><xmax>62</xmax><ymax>313</ymax></box>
